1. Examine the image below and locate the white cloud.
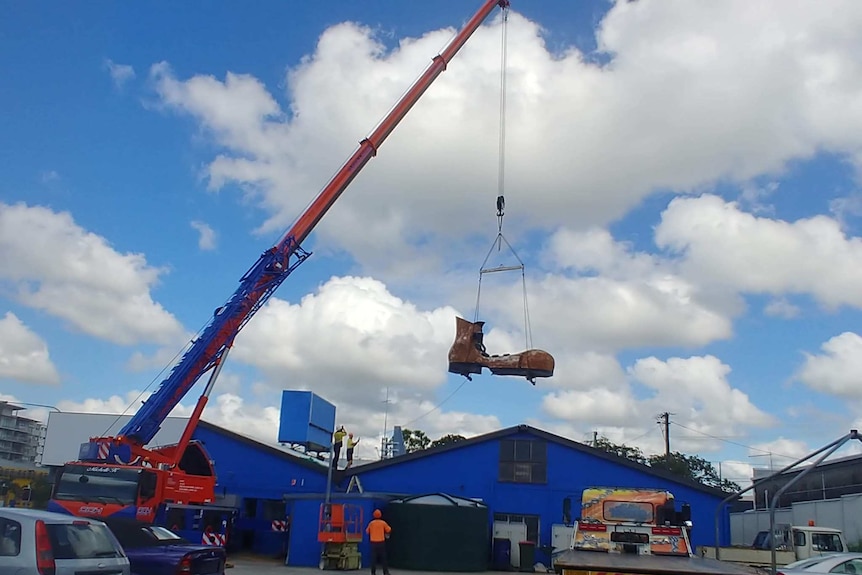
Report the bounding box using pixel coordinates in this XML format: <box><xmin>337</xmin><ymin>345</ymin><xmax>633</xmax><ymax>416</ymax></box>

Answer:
<box><xmin>749</xmin><ymin>438</ymin><xmax>812</xmax><ymax>469</ymax></box>
<box><xmin>104</xmin><ymin>59</ymin><xmax>136</xmax><ymax>89</ymax></box>
<box><xmin>190</xmin><ymin>220</ymin><xmax>217</xmax><ymax>251</ymax></box>
<box><xmin>829</xmin><ymin>193</ymin><xmax>862</xmax><ymax>227</ymax></box>
<box><xmin>0</xmin><ymin>314</ymin><xmax>60</xmax><ymax>385</ymax></box>
<box><xmin>0</xmin><ymin>202</ymin><xmax>185</xmax><ymax>345</ymax></box>
<box><xmin>52</xmin><ymin>387</ymin><xmax>501</xmax><ymax>463</ymax></box>
<box><xmin>322</xmin><ymin>393</ymin><xmax>503</xmax><ymax>462</ymax></box>
<box><xmin>56</xmin><ymin>391</ymin><xmax>146</xmax><ymax>417</ymax></box>
<box><xmin>541</xmin><ymin>387</ymin><xmax>639</xmax><ymax>428</ymax></box>
<box><xmin>20</xmin><ymin>1</ymin><xmax>862</xmax><ymax>472</ymax></box>
<box><xmin>232</xmin><ymin>275</ymin><xmax>459</xmax><ymax>408</ymax></box>
<box><xmin>738</xmin><ymin>181</ymin><xmax>779</xmax><ymax>215</ymax></box>
<box><xmin>656</xmin><ymin>195</ymin><xmax>862</xmax><ymax>310</ymax></box>
<box><xmin>125</xmin><ymin>337</ymin><xmax>193</xmax><ymax>372</ymax></box>
<box><xmin>53</xmin><ymin>390</ymin><xmax>276</xmax><ymax>444</ymax></box>
<box><xmin>527</xmin><ymin>419</ymin><xmax>660</xmax><ymax>455</ymax></box>
<box><xmin>537</xmin><ymin>354</ymin><xmax>775</xmax><ymax>456</ymax></box>
<box><xmin>40</xmin><ymin>170</ymin><xmax>60</xmax><ymax>184</ymax></box>
<box><xmin>538</xmin><ymin>351</ymin><xmax>627</xmax><ymax>391</ymax></box>
<box><xmin>629</xmin><ymin>355</ymin><xmax>774</xmax><ymax>429</ymax></box>
<box><xmin>527</xmin><ymin>228</ymin><xmax>734</xmax><ymax>352</ymax></box>
<box><xmin>763</xmin><ymin>298</ymin><xmax>800</xmax><ymax>319</ymax></box>
<box><xmin>718</xmin><ymin>460</ymin><xmax>754</xmax><ymax>488</ymax></box>
<box><xmin>797</xmin><ymin>332</ymin><xmax>862</xmax><ymax>398</ymax></box>
<box><xmin>146</xmin><ymin>3</ymin><xmax>862</xmax><ymax>281</ymax></box>
<box><xmin>0</xmin><ymin>394</ymin><xmax>54</xmax><ymax>424</ymax></box>
<box><xmin>544</xmin><ymin>228</ymin><xmax>660</xmax><ymax>279</ymax></box>
<box><xmin>138</xmin><ymin>9</ymin><xmax>862</xmax><ymax>450</ymax></box>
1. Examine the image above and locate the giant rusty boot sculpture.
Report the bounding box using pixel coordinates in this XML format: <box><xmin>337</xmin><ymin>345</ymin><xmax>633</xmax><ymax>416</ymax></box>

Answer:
<box><xmin>447</xmin><ymin>317</ymin><xmax>554</xmax><ymax>385</ymax></box>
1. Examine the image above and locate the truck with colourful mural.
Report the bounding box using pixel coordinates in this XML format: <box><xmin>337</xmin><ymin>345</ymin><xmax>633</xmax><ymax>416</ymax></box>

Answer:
<box><xmin>552</xmin><ymin>487</ymin><xmax>761</xmax><ymax>575</ymax></box>
<box><xmin>46</xmin><ymin>0</ymin><xmax>511</xmax><ymax>552</ymax></box>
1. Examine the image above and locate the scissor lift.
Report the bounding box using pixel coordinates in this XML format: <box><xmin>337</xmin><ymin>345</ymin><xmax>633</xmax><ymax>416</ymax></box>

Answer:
<box><xmin>319</xmin><ymin>503</ymin><xmax>364</xmax><ymax>570</ymax></box>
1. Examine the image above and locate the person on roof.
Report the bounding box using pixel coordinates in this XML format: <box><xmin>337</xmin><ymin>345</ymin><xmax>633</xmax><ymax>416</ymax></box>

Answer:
<box><xmin>366</xmin><ymin>509</ymin><xmax>392</xmax><ymax>575</ymax></box>
<box><xmin>346</xmin><ymin>433</ymin><xmax>360</xmax><ymax>469</ymax></box>
<box><xmin>333</xmin><ymin>426</ymin><xmax>346</xmax><ymax>469</ymax></box>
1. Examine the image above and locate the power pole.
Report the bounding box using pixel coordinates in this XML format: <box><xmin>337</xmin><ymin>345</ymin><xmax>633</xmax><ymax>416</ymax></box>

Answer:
<box><xmin>660</xmin><ymin>412</ymin><xmax>670</xmax><ymax>457</ymax></box>
<box><xmin>592</xmin><ymin>430</ymin><xmax>598</xmax><ymax>447</ymax></box>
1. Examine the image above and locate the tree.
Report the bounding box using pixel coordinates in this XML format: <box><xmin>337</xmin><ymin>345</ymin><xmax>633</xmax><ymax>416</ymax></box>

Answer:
<box><xmin>592</xmin><ymin>436</ymin><xmax>741</xmax><ymax>492</ymax></box>
<box><xmin>593</xmin><ymin>435</ymin><xmax>648</xmax><ymax>465</ymax></box>
<box><xmin>430</xmin><ymin>434</ymin><xmax>466</xmax><ymax>448</ymax></box>
<box><xmin>401</xmin><ymin>429</ymin><xmax>431</xmax><ymax>453</ymax></box>
<box><xmin>649</xmin><ymin>452</ymin><xmax>741</xmax><ymax>492</ymax></box>
<box><xmin>400</xmin><ymin>430</ymin><xmax>466</xmax><ymax>452</ymax></box>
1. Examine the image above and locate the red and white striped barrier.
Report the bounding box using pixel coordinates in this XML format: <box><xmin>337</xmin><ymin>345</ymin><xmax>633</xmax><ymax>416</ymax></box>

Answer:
<box><xmin>272</xmin><ymin>520</ymin><xmax>287</xmax><ymax>532</ymax></box>
<box><xmin>97</xmin><ymin>441</ymin><xmax>110</xmax><ymax>460</ymax></box>
<box><xmin>201</xmin><ymin>532</ymin><xmax>227</xmax><ymax>546</ymax></box>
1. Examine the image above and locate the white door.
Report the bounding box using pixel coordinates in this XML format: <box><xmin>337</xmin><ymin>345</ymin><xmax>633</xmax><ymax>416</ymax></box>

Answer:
<box><xmin>493</xmin><ymin>521</ymin><xmax>528</xmax><ymax>567</ymax></box>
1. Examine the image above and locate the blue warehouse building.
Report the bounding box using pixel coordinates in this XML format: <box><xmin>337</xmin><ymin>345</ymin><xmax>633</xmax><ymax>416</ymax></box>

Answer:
<box><xmin>42</xmin><ymin>413</ymin><xmax>733</xmax><ymax>568</ymax></box>
<box><xmin>281</xmin><ymin>424</ymin><xmax>732</xmax><ymax>568</ymax></box>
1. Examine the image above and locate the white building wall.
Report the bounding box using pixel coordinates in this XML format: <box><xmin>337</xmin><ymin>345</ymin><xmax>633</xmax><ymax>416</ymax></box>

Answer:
<box><xmin>731</xmin><ymin>509</ymin><xmax>792</xmax><ymax>545</ymax></box>
<box><xmin>730</xmin><ymin>493</ymin><xmax>862</xmax><ymax>546</ymax></box>
<box><xmin>42</xmin><ymin>412</ymin><xmax>188</xmax><ymax>467</ymax></box>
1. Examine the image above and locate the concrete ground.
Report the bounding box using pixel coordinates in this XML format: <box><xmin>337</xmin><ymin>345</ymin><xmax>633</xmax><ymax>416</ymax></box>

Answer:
<box><xmin>225</xmin><ymin>555</ymin><xmax>517</xmax><ymax>575</ymax></box>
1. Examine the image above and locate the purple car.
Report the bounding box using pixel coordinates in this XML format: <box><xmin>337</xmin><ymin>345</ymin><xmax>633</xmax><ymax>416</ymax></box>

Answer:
<box><xmin>102</xmin><ymin>517</ymin><xmax>226</xmax><ymax>575</ymax></box>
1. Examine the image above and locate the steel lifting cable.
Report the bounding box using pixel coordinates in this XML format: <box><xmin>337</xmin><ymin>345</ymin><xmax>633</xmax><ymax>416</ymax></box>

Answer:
<box><xmin>496</xmin><ymin>5</ymin><xmax>509</xmax><ymax>240</ymax></box>
<box><xmin>473</xmin><ymin>5</ymin><xmax>534</xmax><ymax>350</ymax></box>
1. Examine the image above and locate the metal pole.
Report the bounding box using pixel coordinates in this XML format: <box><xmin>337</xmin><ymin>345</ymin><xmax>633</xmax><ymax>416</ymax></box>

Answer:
<box><xmin>662</xmin><ymin>413</ymin><xmax>670</xmax><ymax>457</ymax></box>
<box><xmin>768</xmin><ymin>432</ymin><xmax>858</xmax><ymax>575</ymax></box>
<box><xmin>325</xmin><ymin>437</ymin><xmax>334</xmax><ymax>505</ymax></box>
<box><xmin>712</xmin><ymin>431</ymin><xmax>857</xmax><ymax>561</ymax></box>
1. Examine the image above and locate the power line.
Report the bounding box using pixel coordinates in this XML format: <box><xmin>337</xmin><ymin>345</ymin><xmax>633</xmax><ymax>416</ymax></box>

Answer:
<box><xmin>627</xmin><ymin>425</ymin><xmax>658</xmax><ymax>444</ymax></box>
<box><xmin>669</xmin><ymin>421</ymin><xmax>799</xmax><ymax>460</ymax></box>
<box><xmin>400</xmin><ymin>376</ymin><xmax>470</xmax><ymax>428</ymax></box>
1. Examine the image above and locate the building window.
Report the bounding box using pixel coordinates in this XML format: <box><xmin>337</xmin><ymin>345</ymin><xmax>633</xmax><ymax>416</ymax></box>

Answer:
<box><xmin>499</xmin><ymin>439</ymin><xmax>547</xmax><ymax>484</ymax></box>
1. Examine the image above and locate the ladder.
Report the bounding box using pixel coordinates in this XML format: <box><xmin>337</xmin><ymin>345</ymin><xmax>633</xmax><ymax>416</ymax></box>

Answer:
<box><xmin>346</xmin><ymin>475</ymin><xmax>364</xmax><ymax>494</ymax></box>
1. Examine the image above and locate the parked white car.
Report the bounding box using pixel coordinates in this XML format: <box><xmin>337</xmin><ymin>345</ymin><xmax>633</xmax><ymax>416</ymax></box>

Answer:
<box><xmin>778</xmin><ymin>553</ymin><xmax>862</xmax><ymax>575</ymax></box>
<box><xmin>0</xmin><ymin>508</ymin><xmax>130</xmax><ymax>575</ymax></box>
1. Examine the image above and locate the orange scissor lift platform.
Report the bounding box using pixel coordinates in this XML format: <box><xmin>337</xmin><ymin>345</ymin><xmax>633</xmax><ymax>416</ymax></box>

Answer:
<box><xmin>319</xmin><ymin>503</ymin><xmax>363</xmax><ymax>570</ymax></box>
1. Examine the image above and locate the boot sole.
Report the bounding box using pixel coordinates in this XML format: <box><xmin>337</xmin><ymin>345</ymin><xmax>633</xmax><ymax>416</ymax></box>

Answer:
<box><xmin>490</xmin><ymin>367</ymin><xmax>553</xmax><ymax>378</ymax></box>
<box><xmin>448</xmin><ymin>362</ymin><xmax>484</xmax><ymax>376</ymax></box>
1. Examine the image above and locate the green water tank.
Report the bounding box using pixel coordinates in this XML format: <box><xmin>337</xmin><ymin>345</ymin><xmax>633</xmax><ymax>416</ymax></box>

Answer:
<box><xmin>384</xmin><ymin>493</ymin><xmax>489</xmax><ymax>572</ymax></box>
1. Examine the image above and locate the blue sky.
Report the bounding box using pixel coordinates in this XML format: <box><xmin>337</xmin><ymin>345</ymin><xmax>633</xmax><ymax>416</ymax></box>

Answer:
<box><xmin>3</xmin><ymin>0</ymin><xmax>862</xmax><ymax>485</ymax></box>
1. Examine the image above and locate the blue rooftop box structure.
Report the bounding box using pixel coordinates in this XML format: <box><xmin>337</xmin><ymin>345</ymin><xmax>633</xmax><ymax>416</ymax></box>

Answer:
<box><xmin>277</xmin><ymin>390</ymin><xmax>335</xmax><ymax>452</ymax></box>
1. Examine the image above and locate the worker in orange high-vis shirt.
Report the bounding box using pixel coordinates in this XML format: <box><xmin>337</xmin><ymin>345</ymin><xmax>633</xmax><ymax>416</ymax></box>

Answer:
<box><xmin>366</xmin><ymin>509</ymin><xmax>392</xmax><ymax>575</ymax></box>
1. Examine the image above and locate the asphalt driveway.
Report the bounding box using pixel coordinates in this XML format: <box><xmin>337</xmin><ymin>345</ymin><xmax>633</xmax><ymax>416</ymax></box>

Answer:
<box><xmin>227</xmin><ymin>556</ymin><xmax>518</xmax><ymax>575</ymax></box>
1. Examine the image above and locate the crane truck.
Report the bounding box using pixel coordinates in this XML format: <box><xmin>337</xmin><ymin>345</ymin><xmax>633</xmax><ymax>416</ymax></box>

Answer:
<box><xmin>47</xmin><ymin>0</ymin><xmax>511</xmax><ymax>537</ymax></box>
